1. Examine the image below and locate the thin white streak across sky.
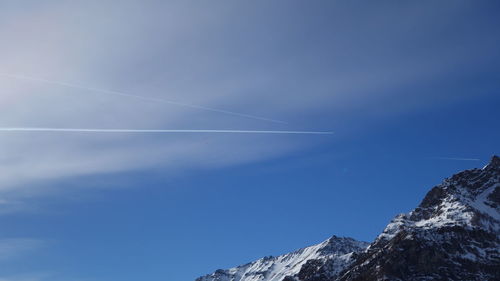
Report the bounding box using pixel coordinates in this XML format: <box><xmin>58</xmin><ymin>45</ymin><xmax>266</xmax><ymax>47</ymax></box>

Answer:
<box><xmin>0</xmin><ymin>128</ymin><xmax>333</xmax><ymax>135</ymax></box>
<box><xmin>0</xmin><ymin>73</ymin><xmax>287</xmax><ymax>124</ymax></box>
<box><xmin>430</xmin><ymin>157</ymin><xmax>481</xmax><ymax>161</ymax></box>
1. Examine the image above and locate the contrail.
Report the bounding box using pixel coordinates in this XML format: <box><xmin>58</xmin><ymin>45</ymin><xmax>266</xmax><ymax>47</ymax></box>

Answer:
<box><xmin>0</xmin><ymin>127</ymin><xmax>333</xmax><ymax>135</ymax></box>
<box><xmin>0</xmin><ymin>73</ymin><xmax>287</xmax><ymax>124</ymax></box>
<box><xmin>430</xmin><ymin>157</ymin><xmax>481</xmax><ymax>161</ymax></box>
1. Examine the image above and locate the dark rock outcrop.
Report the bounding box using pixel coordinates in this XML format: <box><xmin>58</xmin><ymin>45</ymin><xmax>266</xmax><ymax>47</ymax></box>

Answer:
<box><xmin>198</xmin><ymin>156</ymin><xmax>500</xmax><ymax>281</ymax></box>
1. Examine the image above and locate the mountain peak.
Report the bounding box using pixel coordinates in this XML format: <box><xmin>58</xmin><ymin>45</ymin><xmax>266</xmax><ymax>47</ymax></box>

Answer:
<box><xmin>484</xmin><ymin>155</ymin><xmax>500</xmax><ymax>171</ymax></box>
<box><xmin>196</xmin><ymin>161</ymin><xmax>500</xmax><ymax>281</ymax></box>
<box><xmin>196</xmin><ymin>236</ymin><xmax>368</xmax><ymax>281</ymax></box>
<box><xmin>405</xmin><ymin>157</ymin><xmax>500</xmax><ymax>233</ymax></box>
<box><xmin>319</xmin><ymin>236</ymin><xmax>369</xmax><ymax>256</ymax></box>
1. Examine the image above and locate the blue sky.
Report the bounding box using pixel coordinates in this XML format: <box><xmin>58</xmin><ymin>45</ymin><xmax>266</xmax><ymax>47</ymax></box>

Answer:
<box><xmin>0</xmin><ymin>1</ymin><xmax>499</xmax><ymax>280</ymax></box>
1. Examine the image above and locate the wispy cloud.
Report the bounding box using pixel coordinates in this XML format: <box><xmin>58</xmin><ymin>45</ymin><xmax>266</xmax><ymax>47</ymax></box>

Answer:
<box><xmin>0</xmin><ymin>272</ymin><xmax>56</xmax><ymax>281</ymax></box>
<box><xmin>0</xmin><ymin>276</ymin><xmax>43</xmax><ymax>281</ymax></box>
<box><xmin>0</xmin><ymin>0</ymin><xmax>496</xmax><ymax>202</ymax></box>
<box><xmin>0</xmin><ymin>239</ymin><xmax>45</xmax><ymax>261</ymax></box>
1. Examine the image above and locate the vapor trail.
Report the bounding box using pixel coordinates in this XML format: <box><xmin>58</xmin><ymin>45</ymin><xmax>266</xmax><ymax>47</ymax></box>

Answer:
<box><xmin>0</xmin><ymin>73</ymin><xmax>286</xmax><ymax>124</ymax></box>
<box><xmin>0</xmin><ymin>128</ymin><xmax>333</xmax><ymax>135</ymax></box>
<box><xmin>430</xmin><ymin>157</ymin><xmax>481</xmax><ymax>161</ymax></box>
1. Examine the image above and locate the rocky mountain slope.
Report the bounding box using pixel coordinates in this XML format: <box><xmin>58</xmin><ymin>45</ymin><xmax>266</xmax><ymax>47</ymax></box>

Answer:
<box><xmin>196</xmin><ymin>236</ymin><xmax>368</xmax><ymax>281</ymax></box>
<box><xmin>197</xmin><ymin>156</ymin><xmax>500</xmax><ymax>281</ymax></box>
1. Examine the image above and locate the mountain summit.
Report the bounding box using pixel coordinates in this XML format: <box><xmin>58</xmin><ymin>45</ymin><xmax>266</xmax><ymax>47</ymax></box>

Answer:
<box><xmin>196</xmin><ymin>236</ymin><xmax>368</xmax><ymax>281</ymax></box>
<box><xmin>197</xmin><ymin>156</ymin><xmax>500</xmax><ymax>281</ymax></box>
<box><xmin>338</xmin><ymin>156</ymin><xmax>499</xmax><ymax>281</ymax></box>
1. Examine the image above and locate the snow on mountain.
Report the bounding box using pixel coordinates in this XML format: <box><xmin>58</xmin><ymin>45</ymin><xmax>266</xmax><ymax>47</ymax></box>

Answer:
<box><xmin>197</xmin><ymin>156</ymin><xmax>500</xmax><ymax>281</ymax></box>
<box><xmin>338</xmin><ymin>155</ymin><xmax>500</xmax><ymax>281</ymax></box>
<box><xmin>375</xmin><ymin>155</ymin><xmax>500</xmax><ymax>243</ymax></box>
<box><xmin>196</xmin><ymin>236</ymin><xmax>368</xmax><ymax>281</ymax></box>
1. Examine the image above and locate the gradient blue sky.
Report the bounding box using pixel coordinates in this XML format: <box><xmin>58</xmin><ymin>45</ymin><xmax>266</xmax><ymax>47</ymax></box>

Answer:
<box><xmin>0</xmin><ymin>1</ymin><xmax>499</xmax><ymax>281</ymax></box>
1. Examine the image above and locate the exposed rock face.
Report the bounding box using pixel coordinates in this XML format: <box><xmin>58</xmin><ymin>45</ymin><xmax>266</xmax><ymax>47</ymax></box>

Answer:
<box><xmin>336</xmin><ymin>156</ymin><xmax>500</xmax><ymax>281</ymax></box>
<box><xmin>197</xmin><ymin>156</ymin><xmax>500</xmax><ymax>281</ymax></box>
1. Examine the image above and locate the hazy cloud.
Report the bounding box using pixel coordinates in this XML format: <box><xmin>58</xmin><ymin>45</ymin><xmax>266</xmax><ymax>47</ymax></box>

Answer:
<box><xmin>0</xmin><ymin>0</ymin><xmax>498</xmax><ymax>200</ymax></box>
<box><xmin>0</xmin><ymin>239</ymin><xmax>45</xmax><ymax>261</ymax></box>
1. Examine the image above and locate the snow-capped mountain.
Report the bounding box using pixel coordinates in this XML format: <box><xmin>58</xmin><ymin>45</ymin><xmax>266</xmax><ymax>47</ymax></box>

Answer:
<box><xmin>197</xmin><ymin>156</ymin><xmax>500</xmax><ymax>281</ymax></box>
<box><xmin>336</xmin><ymin>155</ymin><xmax>500</xmax><ymax>281</ymax></box>
<box><xmin>196</xmin><ymin>236</ymin><xmax>368</xmax><ymax>281</ymax></box>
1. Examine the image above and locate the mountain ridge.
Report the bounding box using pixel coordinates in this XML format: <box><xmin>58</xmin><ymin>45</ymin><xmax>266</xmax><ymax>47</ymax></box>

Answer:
<box><xmin>197</xmin><ymin>156</ymin><xmax>500</xmax><ymax>281</ymax></box>
<box><xmin>196</xmin><ymin>236</ymin><xmax>369</xmax><ymax>281</ymax></box>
